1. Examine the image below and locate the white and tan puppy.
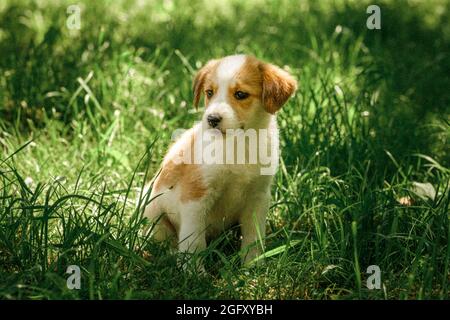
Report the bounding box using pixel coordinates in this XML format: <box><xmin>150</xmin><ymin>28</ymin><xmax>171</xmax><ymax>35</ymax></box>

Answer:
<box><xmin>144</xmin><ymin>54</ymin><xmax>296</xmax><ymax>265</ymax></box>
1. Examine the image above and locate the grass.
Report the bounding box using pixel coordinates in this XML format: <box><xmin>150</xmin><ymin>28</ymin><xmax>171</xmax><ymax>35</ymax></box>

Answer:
<box><xmin>0</xmin><ymin>0</ymin><xmax>449</xmax><ymax>299</ymax></box>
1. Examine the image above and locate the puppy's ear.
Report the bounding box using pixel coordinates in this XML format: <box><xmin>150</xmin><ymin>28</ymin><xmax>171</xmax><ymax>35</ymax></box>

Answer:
<box><xmin>193</xmin><ymin>59</ymin><xmax>218</xmax><ymax>109</ymax></box>
<box><xmin>260</xmin><ymin>63</ymin><xmax>297</xmax><ymax>114</ymax></box>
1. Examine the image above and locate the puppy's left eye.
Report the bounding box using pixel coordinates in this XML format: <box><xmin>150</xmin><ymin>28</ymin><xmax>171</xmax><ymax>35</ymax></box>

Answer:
<box><xmin>234</xmin><ymin>91</ymin><xmax>249</xmax><ymax>100</ymax></box>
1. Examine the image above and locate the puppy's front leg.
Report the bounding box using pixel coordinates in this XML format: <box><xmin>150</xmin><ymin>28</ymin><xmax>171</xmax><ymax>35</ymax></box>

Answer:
<box><xmin>178</xmin><ymin>206</ymin><xmax>206</xmax><ymax>274</ymax></box>
<box><xmin>178</xmin><ymin>204</ymin><xmax>207</xmax><ymax>271</ymax></box>
<box><xmin>240</xmin><ymin>192</ymin><xmax>270</xmax><ymax>265</ymax></box>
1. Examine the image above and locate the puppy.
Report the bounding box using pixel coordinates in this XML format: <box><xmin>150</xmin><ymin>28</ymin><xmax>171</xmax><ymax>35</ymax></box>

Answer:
<box><xmin>144</xmin><ymin>54</ymin><xmax>296</xmax><ymax>265</ymax></box>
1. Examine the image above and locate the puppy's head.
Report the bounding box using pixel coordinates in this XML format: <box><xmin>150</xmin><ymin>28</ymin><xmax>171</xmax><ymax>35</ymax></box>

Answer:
<box><xmin>193</xmin><ymin>55</ymin><xmax>297</xmax><ymax>132</ymax></box>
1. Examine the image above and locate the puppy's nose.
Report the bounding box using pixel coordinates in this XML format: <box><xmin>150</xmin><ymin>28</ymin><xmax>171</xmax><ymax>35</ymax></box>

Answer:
<box><xmin>207</xmin><ymin>114</ymin><xmax>222</xmax><ymax>128</ymax></box>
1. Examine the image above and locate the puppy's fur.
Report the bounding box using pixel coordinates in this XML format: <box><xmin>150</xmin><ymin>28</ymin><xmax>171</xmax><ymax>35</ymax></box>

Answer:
<box><xmin>144</xmin><ymin>55</ymin><xmax>296</xmax><ymax>264</ymax></box>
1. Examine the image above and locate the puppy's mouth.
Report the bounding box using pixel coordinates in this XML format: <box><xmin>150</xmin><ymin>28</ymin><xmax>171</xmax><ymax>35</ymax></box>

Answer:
<box><xmin>205</xmin><ymin>124</ymin><xmax>226</xmax><ymax>134</ymax></box>
<box><xmin>205</xmin><ymin>119</ymin><xmax>245</xmax><ymax>133</ymax></box>
<box><xmin>214</xmin><ymin>125</ymin><xmax>245</xmax><ymax>134</ymax></box>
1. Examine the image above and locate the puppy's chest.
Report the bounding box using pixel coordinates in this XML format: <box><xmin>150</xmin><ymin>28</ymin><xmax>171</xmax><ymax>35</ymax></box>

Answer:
<box><xmin>207</xmin><ymin>163</ymin><xmax>260</xmax><ymax>193</ymax></box>
<box><xmin>218</xmin><ymin>170</ymin><xmax>253</xmax><ymax>199</ymax></box>
<box><xmin>207</xmin><ymin>166</ymin><xmax>264</xmax><ymax>214</ymax></box>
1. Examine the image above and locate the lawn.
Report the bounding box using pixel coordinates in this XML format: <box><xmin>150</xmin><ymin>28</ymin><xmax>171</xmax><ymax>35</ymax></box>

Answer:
<box><xmin>0</xmin><ymin>0</ymin><xmax>449</xmax><ymax>299</ymax></box>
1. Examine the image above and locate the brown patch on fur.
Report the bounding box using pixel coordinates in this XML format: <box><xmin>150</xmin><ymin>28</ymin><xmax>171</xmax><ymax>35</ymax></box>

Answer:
<box><xmin>154</xmin><ymin>132</ymin><xmax>207</xmax><ymax>203</ymax></box>
<box><xmin>221</xmin><ymin>56</ymin><xmax>262</xmax><ymax>123</ymax></box>
<box><xmin>235</xmin><ymin>56</ymin><xmax>264</xmax><ymax>98</ymax></box>
<box><xmin>227</xmin><ymin>57</ymin><xmax>263</xmax><ymax>118</ymax></box>
<box><xmin>155</xmin><ymin>161</ymin><xmax>206</xmax><ymax>202</ymax></box>
<box><xmin>219</xmin><ymin>56</ymin><xmax>296</xmax><ymax>117</ymax></box>
<box><xmin>259</xmin><ymin>63</ymin><xmax>297</xmax><ymax>114</ymax></box>
<box><xmin>193</xmin><ymin>59</ymin><xmax>219</xmax><ymax>108</ymax></box>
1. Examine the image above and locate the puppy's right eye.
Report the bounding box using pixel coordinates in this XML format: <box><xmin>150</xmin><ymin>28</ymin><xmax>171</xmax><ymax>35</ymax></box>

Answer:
<box><xmin>206</xmin><ymin>89</ymin><xmax>214</xmax><ymax>98</ymax></box>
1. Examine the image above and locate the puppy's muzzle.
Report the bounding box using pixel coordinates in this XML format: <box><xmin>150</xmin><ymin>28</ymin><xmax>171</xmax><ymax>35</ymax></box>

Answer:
<box><xmin>207</xmin><ymin>114</ymin><xmax>222</xmax><ymax>128</ymax></box>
